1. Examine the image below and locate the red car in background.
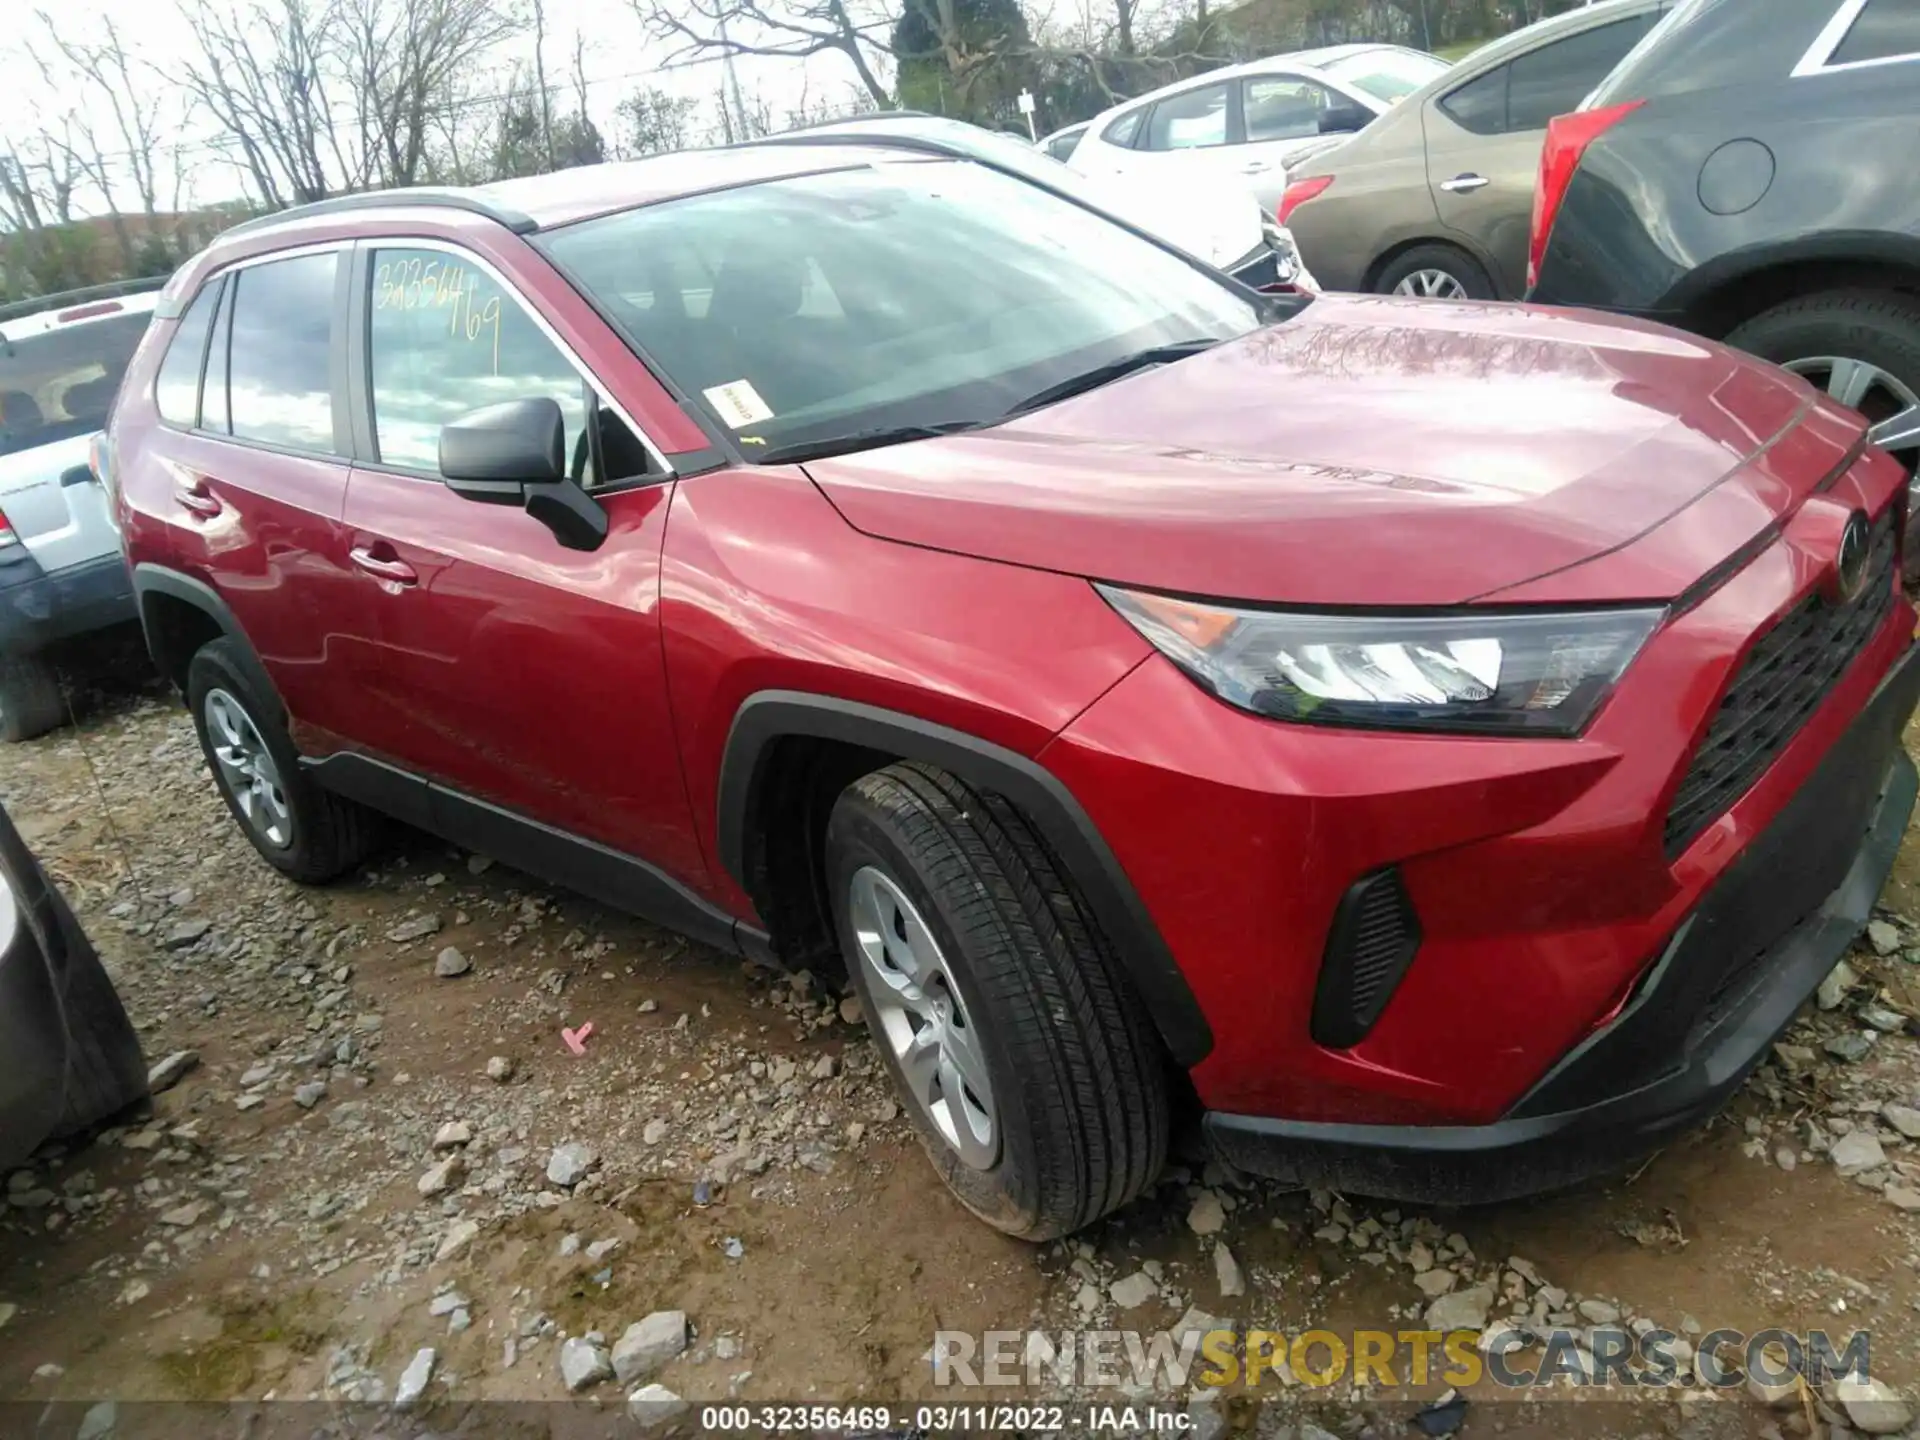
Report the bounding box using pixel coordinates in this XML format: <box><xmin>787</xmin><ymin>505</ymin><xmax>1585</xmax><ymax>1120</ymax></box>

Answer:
<box><xmin>101</xmin><ymin>143</ymin><xmax>1918</xmax><ymax>1236</ymax></box>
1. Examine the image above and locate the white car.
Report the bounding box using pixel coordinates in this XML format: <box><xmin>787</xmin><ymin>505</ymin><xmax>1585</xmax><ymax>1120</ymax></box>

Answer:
<box><xmin>755</xmin><ymin>113</ymin><xmax>1316</xmax><ymax>292</ymax></box>
<box><xmin>1069</xmin><ymin>44</ymin><xmax>1449</xmax><ymax>212</ymax></box>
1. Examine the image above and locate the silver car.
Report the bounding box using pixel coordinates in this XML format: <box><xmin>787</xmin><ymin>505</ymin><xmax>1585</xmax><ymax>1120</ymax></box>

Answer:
<box><xmin>1282</xmin><ymin>0</ymin><xmax>1670</xmax><ymax>299</ymax></box>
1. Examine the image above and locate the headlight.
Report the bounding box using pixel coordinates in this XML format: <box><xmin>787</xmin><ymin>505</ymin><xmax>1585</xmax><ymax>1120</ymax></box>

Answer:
<box><xmin>1098</xmin><ymin>586</ymin><xmax>1663</xmax><ymax>736</ymax></box>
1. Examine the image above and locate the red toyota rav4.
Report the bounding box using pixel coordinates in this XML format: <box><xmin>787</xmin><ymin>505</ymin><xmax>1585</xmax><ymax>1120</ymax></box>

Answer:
<box><xmin>102</xmin><ymin>142</ymin><xmax>1919</xmax><ymax>1238</ymax></box>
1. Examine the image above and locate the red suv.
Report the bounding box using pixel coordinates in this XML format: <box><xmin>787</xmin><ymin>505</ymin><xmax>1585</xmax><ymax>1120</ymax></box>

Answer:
<box><xmin>103</xmin><ymin>143</ymin><xmax>1920</xmax><ymax>1237</ymax></box>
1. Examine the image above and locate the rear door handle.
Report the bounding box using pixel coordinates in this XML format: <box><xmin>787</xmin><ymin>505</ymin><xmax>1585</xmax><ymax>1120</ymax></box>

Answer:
<box><xmin>350</xmin><ymin>546</ymin><xmax>418</xmax><ymax>586</ymax></box>
<box><xmin>1440</xmin><ymin>173</ymin><xmax>1490</xmax><ymax>193</ymax></box>
<box><xmin>172</xmin><ymin>479</ymin><xmax>221</xmax><ymax>516</ymax></box>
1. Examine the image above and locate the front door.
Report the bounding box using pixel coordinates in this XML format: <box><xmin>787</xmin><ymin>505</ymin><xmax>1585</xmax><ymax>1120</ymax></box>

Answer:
<box><xmin>338</xmin><ymin>243</ymin><xmax>710</xmax><ymax>892</ymax></box>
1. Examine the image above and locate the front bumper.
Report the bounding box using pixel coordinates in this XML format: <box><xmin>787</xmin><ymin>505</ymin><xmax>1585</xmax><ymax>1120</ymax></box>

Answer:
<box><xmin>0</xmin><ymin>551</ymin><xmax>136</xmax><ymax>656</ymax></box>
<box><xmin>1205</xmin><ymin>641</ymin><xmax>1920</xmax><ymax>1202</ymax></box>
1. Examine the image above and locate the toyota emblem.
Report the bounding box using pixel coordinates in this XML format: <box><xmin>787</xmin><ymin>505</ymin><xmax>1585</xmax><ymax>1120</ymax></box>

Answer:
<box><xmin>1834</xmin><ymin>510</ymin><xmax>1872</xmax><ymax>603</ymax></box>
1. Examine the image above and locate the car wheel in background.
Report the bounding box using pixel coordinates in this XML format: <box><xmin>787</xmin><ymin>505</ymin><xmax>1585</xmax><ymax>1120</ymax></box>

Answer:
<box><xmin>1729</xmin><ymin>291</ymin><xmax>1920</xmax><ymax>583</ymax></box>
<box><xmin>1376</xmin><ymin>244</ymin><xmax>1496</xmax><ymax>302</ymax></box>
<box><xmin>186</xmin><ymin>638</ymin><xmax>380</xmax><ymax>883</ymax></box>
<box><xmin>825</xmin><ymin>762</ymin><xmax>1169</xmax><ymax>1240</ymax></box>
<box><xmin>1728</xmin><ymin>291</ymin><xmax>1920</xmax><ymax>469</ymax></box>
<box><xmin>0</xmin><ymin>654</ymin><xmax>67</xmax><ymax>743</ymax></box>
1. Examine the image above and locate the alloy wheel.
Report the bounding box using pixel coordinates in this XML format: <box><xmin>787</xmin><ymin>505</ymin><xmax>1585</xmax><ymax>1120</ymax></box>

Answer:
<box><xmin>1392</xmin><ymin>268</ymin><xmax>1467</xmax><ymax>300</ymax></box>
<box><xmin>204</xmin><ymin>688</ymin><xmax>294</xmax><ymax>849</ymax></box>
<box><xmin>847</xmin><ymin>864</ymin><xmax>998</xmax><ymax>1170</ymax></box>
<box><xmin>1783</xmin><ymin>355</ymin><xmax>1920</xmax><ymax>457</ymax></box>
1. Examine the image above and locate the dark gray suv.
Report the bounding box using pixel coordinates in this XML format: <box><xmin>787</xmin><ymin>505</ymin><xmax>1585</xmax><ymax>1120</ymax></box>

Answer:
<box><xmin>1529</xmin><ymin>0</ymin><xmax>1920</xmax><ymax>476</ymax></box>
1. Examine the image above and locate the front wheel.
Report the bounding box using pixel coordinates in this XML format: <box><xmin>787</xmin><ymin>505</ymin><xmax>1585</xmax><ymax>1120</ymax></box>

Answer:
<box><xmin>825</xmin><ymin>762</ymin><xmax>1169</xmax><ymax>1240</ymax></box>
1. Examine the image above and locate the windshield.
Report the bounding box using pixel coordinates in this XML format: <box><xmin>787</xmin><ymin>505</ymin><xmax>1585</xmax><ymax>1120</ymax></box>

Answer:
<box><xmin>0</xmin><ymin>311</ymin><xmax>150</xmax><ymax>458</ymax></box>
<box><xmin>538</xmin><ymin>159</ymin><xmax>1263</xmax><ymax>461</ymax></box>
<box><xmin>1324</xmin><ymin>48</ymin><xmax>1451</xmax><ymax>103</ymax></box>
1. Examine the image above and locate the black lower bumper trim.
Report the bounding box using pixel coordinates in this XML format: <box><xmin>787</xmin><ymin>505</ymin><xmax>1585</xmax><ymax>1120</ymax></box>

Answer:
<box><xmin>1206</xmin><ymin>640</ymin><xmax>1920</xmax><ymax>1205</ymax></box>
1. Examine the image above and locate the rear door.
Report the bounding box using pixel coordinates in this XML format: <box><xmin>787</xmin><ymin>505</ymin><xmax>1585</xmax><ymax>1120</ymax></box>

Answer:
<box><xmin>1425</xmin><ymin>9</ymin><xmax>1664</xmax><ymax>295</ymax></box>
<box><xmin>158</xmin><ymin>247</ymin><xmax>366</xmax><ymax>752</ymax></box>
<box><xmin>337</xmin><ymin>241</ymin><xmax>708</xmax><ymax>886</ymax></box>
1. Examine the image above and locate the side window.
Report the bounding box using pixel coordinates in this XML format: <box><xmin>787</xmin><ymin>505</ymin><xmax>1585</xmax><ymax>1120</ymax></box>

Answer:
<box><xmin>1243</xmin><ymin>76</ymin><xmax>1342</xmax><ymax>143</ymax></box>
<box><xmin>202</xmin><ymin>277</ymin><xmax>233</xmax><ymax>435</ymax></box>
<box><xmin>1438</xmin><ymin>65</ymin><xmax>1511</xmax><ymax>134</ymax></box>
<box><xmin>1143</xmin><ymin>83</ymin><xmax>1231</xmax><ymax>151</ymax></box>
<box><xmin>227</xmin><ymin>252</ymin><xmax>340</xmax><ymax>453</ymax></box>
<box><xmin>1507</xmin><ymin>15</ymin><xmax>1662</xmax><ymax>131</ymax></box>
<box><xmin>1832</xmin><ymin>0</ymin><xmax>1920</xmax><ymax>65</ymax></box>
<box><xmin>1045</xmin><ymin>128</ymin><xmax>1084</xmax><ymax>161</ymax></box>
<box><xmin>155</xmin><ymin>280</ymin><xmax>219</xmax><ymax>427</ymax></box>
<box><xmin>1100</xmin><ymin>109</ymin><xmax>1143</xmax><ymax>148</ymax></box>
<box><xmin>367</xmin><ymin>248</ymin><xmax>593</xmax><ymax>480</ymax></box>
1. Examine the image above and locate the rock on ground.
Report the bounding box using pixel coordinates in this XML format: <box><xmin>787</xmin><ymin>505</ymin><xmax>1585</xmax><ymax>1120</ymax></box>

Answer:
<box><xmin>1187</xmin><ymin>1191</ymin><xmax>1226</xmax><ymax>1236</ymax></box>
<box><xmin>547</xmin><ymin>1143</ymin><xmax>596</xmax><ymax>1188</ymax></box>
<box><xmin>1425</xmin><ymin>1284</ymin><xmax>1494</xmax><ymax>1333</ymax></box>
<box><xmin>434</xmin><ymin>946</ymin><xmax>471</xmax><ymax>978</ymax></box>
<box><xmin>1831</xmin><ymin>1130</ymin><xmax>1887</xmax><ymax>1176</ymax></box>
<box><xmin>394</xmin><ymin>1348</ymin><xmax>436</xmax><ymax>1409</ymax></box>
<box><xmin>436</xmin><ymin>1219</ymin><xmax>479</xmax><ymax>1262</ymax></box>
<box><xmin>559</xmin><ymin>1336</ymin><xmax>614</xmax><ymax>1392</ymax></box>
<box><xmin>147</xmin><ymin>1050</ymin><xmax>199</xmax><ymax>1093</ymax></box>
<box><xmin>1213</xmin><ymin>1243</ymin><xmax>1245</xmax><ymax>1298</ymax></box>
<box><xmin>612</xmin><ymin>1310</ymin><xmax>689</xmax><ymax>1385</ymax></box>
<box><xmin>1836</xmin><ymin>1377</ymin><xmax>1914</xmax><ymax>1434</ymax></box>
<box><xmin>1109</xmin><ymin>1271</ymin><xmax>1157</xmax><ymax>1309</ymax></box>
<box><xmin>628</xmin><ymin>1384</ymin><xmax>689</xmax><ymax>1427</ymax></box>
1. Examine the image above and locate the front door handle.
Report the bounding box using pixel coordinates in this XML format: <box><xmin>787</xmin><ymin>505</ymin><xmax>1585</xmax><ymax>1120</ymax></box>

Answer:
<box><xmin>1239</xmin><ymin>160</ymin><xmax>1273</xmax><ymax>174</ymax></box>
<box><xmin>172</xmin><ymin>479</ymin><xmax>221</xmax><ymax>516</ymax></box>
<box><xmin>1440</xmin><ymin>173</ymin><xmax>1491</xmax><ymax>193</ymax></box>
<box><xmin>349</xmin><ymin>546</ymin><xmax>418</xmax><ymax>586</ymax></box>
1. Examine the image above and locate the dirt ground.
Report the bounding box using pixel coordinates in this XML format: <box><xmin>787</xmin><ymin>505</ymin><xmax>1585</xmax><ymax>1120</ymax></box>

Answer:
<box><xmin>8</xmin><ymin>634</ymin><xmax>1920</xmax><ymax>1438</ymax></box>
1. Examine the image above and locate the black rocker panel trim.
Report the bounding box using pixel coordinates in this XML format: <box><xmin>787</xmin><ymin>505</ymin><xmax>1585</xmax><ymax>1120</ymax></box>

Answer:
<box><xmin>715</xmin><ymin>690</ymin><xmax>1214</xmax><ymax>1067</ymax></box>
<box><xmin>303</xmin><ymin>751</ymin><xmax>746</xmax><ymax>957</ymax></box>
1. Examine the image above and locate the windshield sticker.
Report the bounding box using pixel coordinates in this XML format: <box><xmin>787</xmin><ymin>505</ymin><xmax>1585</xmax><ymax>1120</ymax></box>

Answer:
<box><xmin>703</xmin><ymin>379</ymin><xmax>774</xmax><ymax>429</ymax></box>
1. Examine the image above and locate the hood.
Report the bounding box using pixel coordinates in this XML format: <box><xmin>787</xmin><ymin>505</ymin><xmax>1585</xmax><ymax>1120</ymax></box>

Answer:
<box><xmin>804</xmin><ymin>295</ymin><xmax>1863</xmax><ymax>607</ymax></box>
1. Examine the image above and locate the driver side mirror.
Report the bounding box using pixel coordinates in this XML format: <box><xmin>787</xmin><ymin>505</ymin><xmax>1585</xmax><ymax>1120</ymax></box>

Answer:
<box><xmin>1318</xmin><ymin>102</ymin><xmax>1371</xmax><ymax>135</ymax></box>
<box><xmin>439</xmin><ymin>398</ymin><xmax>609</xmax><ymax>553</ymax></box>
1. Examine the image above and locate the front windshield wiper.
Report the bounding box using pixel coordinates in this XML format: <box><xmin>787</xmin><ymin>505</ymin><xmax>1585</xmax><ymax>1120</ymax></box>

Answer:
<box><xmin>748</xmin><ymin>419</ymin><xmax>989</xmax><ymax>466</ymax></box>
<box><xmin>1004</xmin><ymin>337</ymin><xmax>1227</xmax><ymax>418</ymax></box>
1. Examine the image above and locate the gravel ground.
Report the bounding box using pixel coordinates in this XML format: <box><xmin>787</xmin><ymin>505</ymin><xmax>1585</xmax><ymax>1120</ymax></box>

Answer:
<box><xmin>10</xmin><ymin>642</ymin><xmax>1920</xmax><ymax>1438</ymax></box>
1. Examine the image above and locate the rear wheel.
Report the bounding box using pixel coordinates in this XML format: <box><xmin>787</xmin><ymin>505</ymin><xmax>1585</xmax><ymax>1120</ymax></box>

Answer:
<box><xmin>825</xmin><ymin>762</ymin><xmax>1169</xmax><ymax>1240</ymax></box>
<box><xmin>1376</xmin><ymin>244</ymin><xmax>1496</xmax><ymax>302</ymax></box>
<box><xmin>1727</xmin><ymin>290</ymin><xmax>1920</xmax><ymax>466</ymax></box>
<box><xmin>0</xmin><ymin>654</ymin><xmax>65</xmax><ymax>742</ymax></box>
<box><xmin>186</xmin><ymin>638</ymin><xmax>380</xmax><ymax>883</ymax></box>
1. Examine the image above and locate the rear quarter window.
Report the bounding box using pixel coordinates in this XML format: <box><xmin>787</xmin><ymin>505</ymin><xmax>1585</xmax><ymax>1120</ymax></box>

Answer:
<box><xmin>155</xmin><ymin>282</ymin><xmax>220</xmax><ymax>427</ymax></box>
<box><xmin>225</xmin><ymin>252</ymin><xmax>340</xmax><ymax>454</ymax></box>
<box><xmin>1829</xmin><ymin>0</ymin><xmax>1920</xmax><ymax>66</ymax></box>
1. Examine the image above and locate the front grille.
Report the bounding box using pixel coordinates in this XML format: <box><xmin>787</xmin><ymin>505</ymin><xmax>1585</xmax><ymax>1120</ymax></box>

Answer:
<box><xmin>1311</xmin><ymin>868</ymin><xmax>1422</xmax><ymax>1049</ymax></box>
<box><xmin>1664</xmin><ymin>513</ymin><xmax>1897</xmax><ymax>858</ymax></box>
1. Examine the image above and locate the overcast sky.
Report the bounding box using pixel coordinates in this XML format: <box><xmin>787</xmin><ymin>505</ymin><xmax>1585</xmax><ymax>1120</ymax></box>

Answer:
<box><xmin>5</xmin><ymin>0</ymin><xmax>1023</xmax><ymax>215</ymax></box>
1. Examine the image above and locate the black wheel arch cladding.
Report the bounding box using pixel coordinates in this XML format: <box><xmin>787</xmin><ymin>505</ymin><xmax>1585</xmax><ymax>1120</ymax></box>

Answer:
<box><xmin>716</xmin><ymin>691</ymin><xmax>1214</xmax><ymax>1068</ymax></box>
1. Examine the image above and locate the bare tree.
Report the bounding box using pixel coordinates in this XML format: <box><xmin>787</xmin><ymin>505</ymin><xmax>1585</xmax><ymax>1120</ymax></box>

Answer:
<box><xmin>179</xmin><ymin>0</ymin><xmax>347</xmax><ymax>207</ymax></box>
<box><xmin>635</xmin><ymin>0</ymin><xmax>896</xmax><ymax>110</ymax></box>
<box><xmin>29</xmin><ymin>13</ymin><xmax>185</xmax><ymax>271</ymax></box>
<box><xmin>339</xmin><ymin>0</ymin><xmax>523</xmax><ymax>189</ymax></box>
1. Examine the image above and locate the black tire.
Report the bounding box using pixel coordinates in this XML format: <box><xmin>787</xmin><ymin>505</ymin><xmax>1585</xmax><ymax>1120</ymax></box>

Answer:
<box><xmin>186</xmin><ymin>638</ymin><xmax>380</xmax><ymax>883</ymax></box>
<box><xmin>1375</xmin><ymin>244</ymin><xmax>1497</xmax><ymax>301</ymax></box>
<box><xmin>0</xmin><ymin>653</ymin><xmax>66</xmax><ymax>742</ymax></box>
<box><xmin>825</xmin><ymin>762</ymin><xmax>1169</xmax><ymax>1240</ymax></box>
<box><xmin>1726</xmin><ymin>289</ymin><xmax>1920</xmax><ymax>464</ymax></box>
<box><xmin>53</xmin><ymin>913</ymin><xmax>150</xmax><ymax>1137</ymax></box>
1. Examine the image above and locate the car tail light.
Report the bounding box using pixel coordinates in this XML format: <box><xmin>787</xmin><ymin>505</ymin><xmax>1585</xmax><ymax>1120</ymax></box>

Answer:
<box><xmin>56</xmin><ymin>300</ymin><xmax>124</xmax><ymax>324</ymax></box>
<box><xmin>1278</xmin><ymin>175</ymin><xmax>1334</xmax><ymax>226</ymax></box>
<box><xmin>0</xmin><ymin>508</ymin><xmax>18</xmax><ymax>548</ymax></box>
<box><xmin>1527</xmin><ymin>99</ymin><xmax>1645</xmax><ymax>291</ymax></box>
